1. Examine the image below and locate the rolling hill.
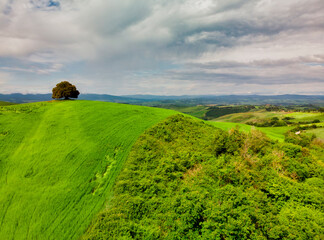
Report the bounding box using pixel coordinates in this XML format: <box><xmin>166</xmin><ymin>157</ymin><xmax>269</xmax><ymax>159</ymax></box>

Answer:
<box><xmin>0</xmin><ymin>101</ymin><xmax>176</xmax><ymax>240</ymax></box>
<box><xmin>1</xmin><ymin>101</ymin><xmax>323</xmax><ymax>239</ymax></box>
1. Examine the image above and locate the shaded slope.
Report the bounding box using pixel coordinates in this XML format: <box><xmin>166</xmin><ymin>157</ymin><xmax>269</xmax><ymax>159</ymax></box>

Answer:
<box><xmin>0</xmin><ymin>101</ymin><xmax>175</xmax><ymax>240</ymax></box>
<box><xmin>0</xmin><ymin>101</ymin><xmax>15</xmax><ymax>106</ymax></box>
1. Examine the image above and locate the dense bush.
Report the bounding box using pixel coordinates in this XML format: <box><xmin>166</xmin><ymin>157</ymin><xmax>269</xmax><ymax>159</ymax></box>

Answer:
<box><xmin>285</xmin><ymin>131</ymin><xmax>316</xmax><ymax>147</ymax></box>
<box><xmin>83</xmin><ymin>115</ymin><xmax>324</xmax><ymax>240</ymax></box>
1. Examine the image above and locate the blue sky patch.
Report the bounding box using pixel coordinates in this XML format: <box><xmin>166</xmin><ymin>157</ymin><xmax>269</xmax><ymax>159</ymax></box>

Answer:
<box><xmin>29</xmin><ymin>0</ymin><xmax>60</xmax><ymax>10</ymax></box>
<box><xmin>48</xmin><ymin>0</ymin><xmax>60</xmax><ymax>7</ymax></box>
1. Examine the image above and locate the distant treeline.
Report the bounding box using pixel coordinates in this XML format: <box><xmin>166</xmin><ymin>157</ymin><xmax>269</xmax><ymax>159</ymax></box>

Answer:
<box><xmin>247</xmin><ymin>116</ymin><xmax>322</xmax><ymax>128</ymax></box>
<box><xmin>264</xmin><ymin>104</ymin><xmax>324</xmax><ymax>112</ymax></box>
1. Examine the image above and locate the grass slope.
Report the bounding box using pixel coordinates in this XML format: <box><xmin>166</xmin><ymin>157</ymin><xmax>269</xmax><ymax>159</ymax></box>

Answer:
<box><xmin>0</xmin><ymin>101</ymin><xmax>15</xmax><ymax>106</ymax></box>
<box><xmin>208</xmin><ymin>121</ymin><xmax>293</xmax><ymax>142</ymax></box>
<box><xmin>0</xmin><ymin>100</ymin><xmax>175</xmax><ymax>240</ymax></box>
<box><xmin>255</xmin><ymin>126</ymin><xmax>294</xmax><ymax>142</ymax></box>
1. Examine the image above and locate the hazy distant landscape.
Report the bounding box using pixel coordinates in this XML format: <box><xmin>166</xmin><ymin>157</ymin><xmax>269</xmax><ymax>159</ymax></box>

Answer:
<box><xmin>1</xmin><ymin>93</ymin><xmax>324</xmax><ymax>106</ymax></box>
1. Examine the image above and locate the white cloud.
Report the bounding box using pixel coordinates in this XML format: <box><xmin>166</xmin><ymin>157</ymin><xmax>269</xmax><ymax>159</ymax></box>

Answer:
<box><xmin>0</xmin><ymin>70</ymin><xmax>12</xmax><ymax>92</ymax></box>
<box><xmin>0</xmin><ymin>0</ymin><xmax>323</xmax><ymax>94</ymax></box>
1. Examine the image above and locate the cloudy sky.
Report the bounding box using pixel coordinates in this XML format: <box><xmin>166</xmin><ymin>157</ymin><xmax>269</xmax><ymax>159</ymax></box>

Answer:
<box><xmin>0</xmin><ymin>0</ymin><xmax>323</xmax><ymax>95</ymax></box>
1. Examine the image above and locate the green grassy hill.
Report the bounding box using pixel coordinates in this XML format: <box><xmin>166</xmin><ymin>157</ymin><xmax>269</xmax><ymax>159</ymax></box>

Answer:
<box><xmin>0</xmin><ymin>101</ymin><xmax>175</xmax><ymax>240</ymax></box>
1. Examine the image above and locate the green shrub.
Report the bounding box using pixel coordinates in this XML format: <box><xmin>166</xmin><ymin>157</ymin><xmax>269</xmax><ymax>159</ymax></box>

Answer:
<box><xmin>83</xmin><ymin>115</ymin><xmax>324</xmax><ymax>239</ymax></box>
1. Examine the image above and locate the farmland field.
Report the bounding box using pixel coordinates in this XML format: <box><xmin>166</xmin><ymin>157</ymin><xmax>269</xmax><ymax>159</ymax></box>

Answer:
<box><xmin>212</xmin><ymin>110</ymin><xmax>287</xmax><ymax>123</ymax></box>
<box><xmin>285</xmin><ymin>112</ymin><xmax>324</xmax><ymax>122</ymax></box>
<box><xmin>211</xmin><ymin>110</ymin><xmax>324</xmax><ymax>141</ymax></box>
<box><xmin>0</xmin><ymin>100</ymin><xmax>175</xmax><ymax>240</ymax></box>
<box><xmin>208</xmin><ymin>121</ymin><xmax>294</xmax><ymax>142</ymax></box>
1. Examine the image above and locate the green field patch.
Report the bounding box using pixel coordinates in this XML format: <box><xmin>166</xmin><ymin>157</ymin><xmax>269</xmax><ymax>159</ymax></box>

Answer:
<box><xmin>285</xmin><ymin>112</ymin><xmax>324</xmax><ymax>122</ymax></box>
<box><xmin>256</xmin><ymin>126</ymin><xmax>294</xmax><ymax>142</ymax></box>
<box><xmin>306</xmin><ymin>128</ymin><xmax>324</xmax><ymax>140</ymax></box>
<box><xmin>208</xmin><ymin>121</ymin><xmax>293</xmax><ymax>142</ymax></box>
<box><xmin>0</xmin><ymin>101</ymin><xmax>175</xmax><ymax>240</ymax></box>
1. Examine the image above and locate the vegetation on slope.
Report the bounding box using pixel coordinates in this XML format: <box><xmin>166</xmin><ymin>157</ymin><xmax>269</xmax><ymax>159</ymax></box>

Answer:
<box><xmin>0</xmin><ymin>101</ymin><xmax>175</xmax><ymax>240</ymax></box>
<box><xmin>208</xmin><ymin>121</ymin><xmax>252</xmax><ymax>132</ymax></box>
<box><xmin>83</xmin><ymin>115</ymin><xmax>324</xmax><ymax>240</ymax></box>
<box><xmin>0</xmin><ymin>101</ymin><xmax>15</xmax><ymax>106</ymax></box>
<box><xmin>156</xmin><ymin>105</ymin><xmax>208</xmax><ymax>119</ymax></box>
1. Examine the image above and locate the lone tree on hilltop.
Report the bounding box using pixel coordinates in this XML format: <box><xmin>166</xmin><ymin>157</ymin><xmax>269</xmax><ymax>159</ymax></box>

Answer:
<box><xmin>52</xmin><ymin>81</ymin><xmax>80</xmax><ymax>100</ymax></box>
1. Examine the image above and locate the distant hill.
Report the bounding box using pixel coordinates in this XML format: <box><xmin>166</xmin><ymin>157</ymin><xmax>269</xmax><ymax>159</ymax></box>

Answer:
<box><xmin>138</xmin><ymin>94</ymin><xmax>324</xmax><ymax>106</ymax></box>
<box><xmin>1</xmin><ymin>93</ymin><xmax>323</xmax><ymax>106</ymax></box>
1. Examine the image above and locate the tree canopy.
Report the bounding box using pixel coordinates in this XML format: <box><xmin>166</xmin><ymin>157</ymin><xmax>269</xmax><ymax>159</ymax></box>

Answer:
<box><xmin>52</xmin><ymin>81</ymin><xmax>80</xmax><ymax>100</ymax></box>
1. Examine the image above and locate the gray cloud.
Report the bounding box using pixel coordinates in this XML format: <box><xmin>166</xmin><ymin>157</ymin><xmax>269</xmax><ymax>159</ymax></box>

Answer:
<box><xmin>0</xmin><ymin>0</ymin><xmax>323</xmax><ymax>94</ymax></box>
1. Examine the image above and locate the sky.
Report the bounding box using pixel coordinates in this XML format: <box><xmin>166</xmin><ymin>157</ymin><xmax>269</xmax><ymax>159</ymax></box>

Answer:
<box><xmin>0</xmin><ymin>0</ymin><xmax>323</xmax><ymax>95</ymax></box>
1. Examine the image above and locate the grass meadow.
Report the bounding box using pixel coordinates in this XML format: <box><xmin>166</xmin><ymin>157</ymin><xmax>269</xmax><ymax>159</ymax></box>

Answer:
<box><xmin>208</xmin><ymin>121</ymin><xmax>294</xmax><ymax>142</ymax></box>
<box><xmin>0</xmin><ymin>100</ymin><xmax>175</xmax><ymax>240</ymax></box>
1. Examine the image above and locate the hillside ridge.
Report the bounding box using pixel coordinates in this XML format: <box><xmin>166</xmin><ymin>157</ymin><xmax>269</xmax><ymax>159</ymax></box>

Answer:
<box><xmin>0</xmin><ymin>100</ymin><xmax>176</xmax><ymax>240</ymax></box>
